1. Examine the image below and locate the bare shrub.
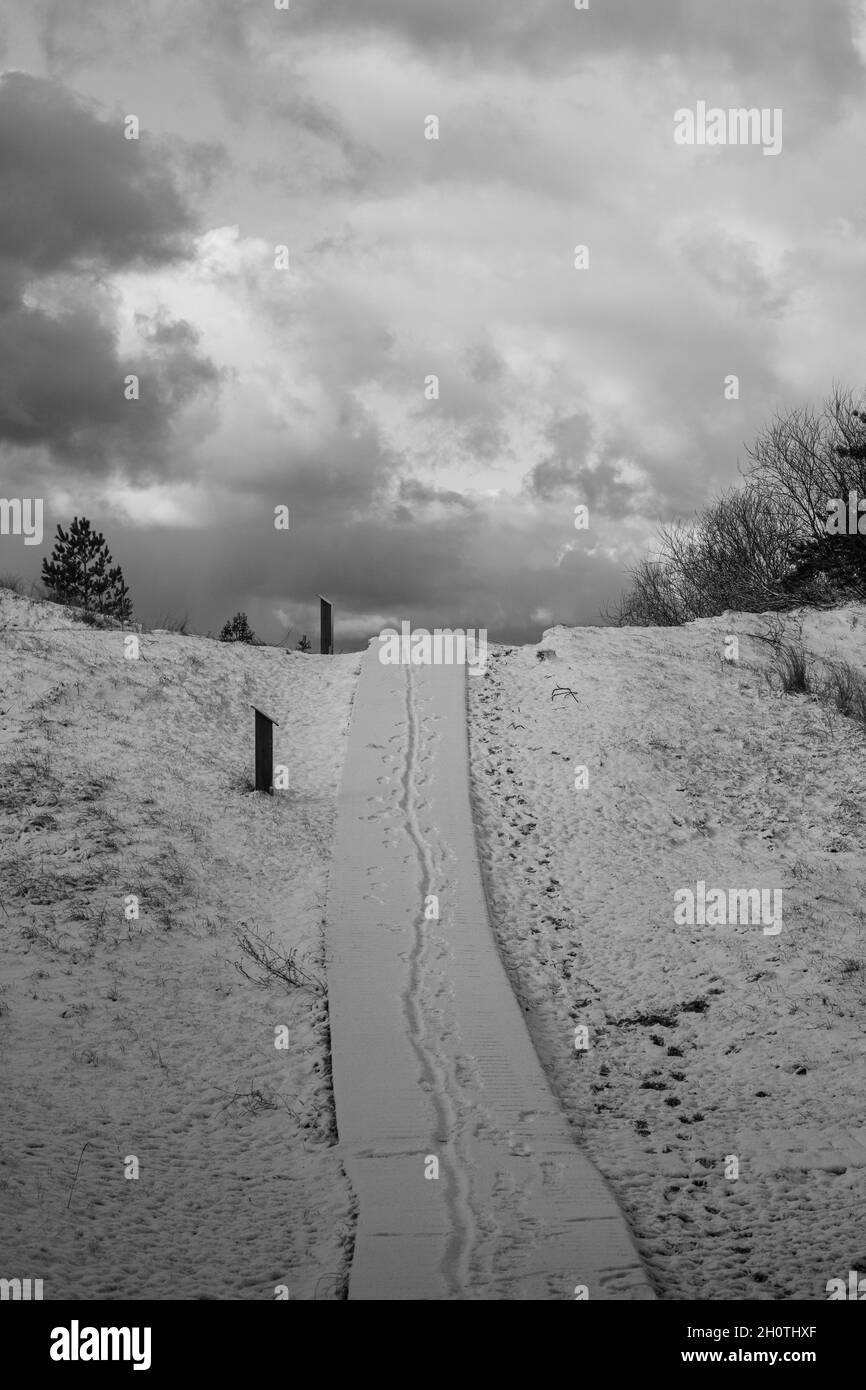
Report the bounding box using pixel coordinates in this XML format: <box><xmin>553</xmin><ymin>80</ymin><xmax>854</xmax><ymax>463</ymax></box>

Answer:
<box><xmin>234</xmin><ymin>925</ymin><xmax>324</xmax><ymax>994</ymax></box>
<box><xmin>612</xmin><ymin>485</ymin><xmax>799</xmax><ymax>625</ymax></box>
<box><xmin>611</xmin><ymin>386</ymin><xmax>866</xmax><ymax>626</ymax></box>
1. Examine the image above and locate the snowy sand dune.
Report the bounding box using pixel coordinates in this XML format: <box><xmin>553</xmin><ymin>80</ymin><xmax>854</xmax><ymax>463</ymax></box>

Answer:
<box><xmin>5</xmin><ymin>585</ymin><xmax>866</xmax><ymax>1300</ymax></box>
<box><xmin>468</xmin><ymin>606</ymin><xmax>866</xmax><ymax>1300</ymax></box>
<box><xmin>0</xmin><ymin>590</ymin><xmax>359</xmax><ymax>1299</ymax></box>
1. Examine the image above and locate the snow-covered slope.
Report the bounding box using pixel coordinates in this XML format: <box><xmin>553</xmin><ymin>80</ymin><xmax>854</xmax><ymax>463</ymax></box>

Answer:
<box><xmin>468</xmin><ymin>605</ymin><xmax>866</xmax><ymax>1300</ymax></box>
<box><xmin>0</xmin><ymin>589</ymin><xmax>359</xmax><ymax>1299</ymax></box>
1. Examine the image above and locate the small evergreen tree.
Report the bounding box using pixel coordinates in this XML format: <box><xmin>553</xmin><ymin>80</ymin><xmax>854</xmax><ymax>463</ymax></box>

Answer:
<box><xmin>219</xmin><ymin>612</ymin><xmax>257</xmax><ymax>644</ymax></box>
<box><xmin>297</xmin><ymin>633</ymin><xmax>312</xmax><ymax>652</ymax></box>
<box><xmin>110</xmin><ymin>571</ymin><xmax>134</xmax><ymax>624</ymax></box>
<box><xmin>784</xmin><ymin>408</ymin><xmax>866</xmax><ymax>601</ymax></box>
<box><xmin>41</xmin><ymin>516</ymin><xmax>133</xmax><ymax>621</ymax></box>
<box><xmin>785</xmin><ymin>531</ymin><xmax>866</xmax><ymax>601</ymax></box>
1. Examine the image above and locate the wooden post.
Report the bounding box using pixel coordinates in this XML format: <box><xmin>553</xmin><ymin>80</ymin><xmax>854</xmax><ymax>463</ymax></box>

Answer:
<box><xmin>250</xmin><ymin>705</ymin><xmax>280</xmax><ymax>794</ymax></box>
<box><xmin>318</xmin><ymin>594</ymin><xmax>334</xmax><ymax>655</ymax></box>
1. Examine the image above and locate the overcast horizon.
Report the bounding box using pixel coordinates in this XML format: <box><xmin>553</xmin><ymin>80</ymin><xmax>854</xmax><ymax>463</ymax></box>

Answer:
<box><xmin>3</xmin><ymin>0</ymin><xmax>866</xmax><ymax>647</ymax></box>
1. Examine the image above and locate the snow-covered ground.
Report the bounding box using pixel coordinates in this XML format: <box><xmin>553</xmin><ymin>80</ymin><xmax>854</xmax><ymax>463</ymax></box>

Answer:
<box><xmin>0</xmin><ymin>589</ymin><xmax>359</xmax><ymax>1299</ymax></box>
<box><xmin>468</xmin><ymin>605</ymin><xmax>866</xmax><ymax>1300</ymax></box>
<box><xmin>5</xmin><ymin>586</ymin><xmax>866</xmax><ymax>1301</ymax></box>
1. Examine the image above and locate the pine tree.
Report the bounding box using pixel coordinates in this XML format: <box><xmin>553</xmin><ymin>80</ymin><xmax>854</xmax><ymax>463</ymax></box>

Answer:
<box><xmin>41</xmin><ymin>517</ymin><xmax>134</xmax><ymax>621</ymax></box>
<box><xmin>218</xmin><ymin>612</ymin><xmax>257</xmax><ymax>644</ymax></box>
<box><xmin>785</xmin><ymin>409</ymin><xmax>866</xmax><ymax>601</ymax></box>
<box><xmin>111</xmin><ymin>570</ymin><xmax>134</xmax><ymax>623</ymax></box>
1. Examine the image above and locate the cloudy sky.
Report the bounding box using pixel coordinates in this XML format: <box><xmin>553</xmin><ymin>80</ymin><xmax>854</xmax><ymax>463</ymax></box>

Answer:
<box><xmin>2</xmin><ymin>0</ymin><xmax>866</xmax><ymax>645</ymax></box>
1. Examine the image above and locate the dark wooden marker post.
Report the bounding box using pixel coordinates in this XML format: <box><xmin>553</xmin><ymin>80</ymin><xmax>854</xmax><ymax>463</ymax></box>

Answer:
<box><xmin>318</xmin><ymin>594</ymin><xmax>334</xmax><ymax>655</ymax></box>
<box><xmin>251</xmin><ymin>704</ymin><xmax>280</xmax><ymax>794</ymax></box>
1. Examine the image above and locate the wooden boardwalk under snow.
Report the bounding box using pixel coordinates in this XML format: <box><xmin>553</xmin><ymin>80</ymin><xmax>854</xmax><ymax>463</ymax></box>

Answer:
<box><xmin>324</xmin><ymin>640</ymin><xmax>654</xmax><ymax>1300</ymax></box>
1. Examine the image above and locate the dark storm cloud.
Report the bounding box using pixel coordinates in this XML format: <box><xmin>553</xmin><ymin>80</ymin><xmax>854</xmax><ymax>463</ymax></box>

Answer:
<box><xmin>528</xmin><ymin>453</ymin><xmax>633</xmax><ymax>515</ymax></box>
<box><xmin>0</xmin><ymin>72</ymin><xmax>193</xmax><ymax>274</ymax></box>
<box><xmin>221</xmin><ymin>397</ymin><xmax>401</xmax><ymax>517</ymax></box>
<box><xmin>289</xmin><ymin>0</ymin><xmax>862</xmax><ymax>91</ymax></box>
<box><xmin>526</xmin><ymin>411</ymin><xmax>624</xmax><ymax>507</ymax></box>
<box><xmin>262</xmin><ymin>88</ymin><xmax>374</xmax><ymax>174</ymax></box>
<box><xmin>30</xmin><ymin>0</ymin><xmax>373</xmax><ymax>189</ymax></box>
<box><xmin>122</xmin><ymin>497</ymin><xmax>625</xmax><ymax>646</ymax></box>
<box><xmin>31</xmin><ymin>0</ymin><xmax>864</xmax><ymax>98</ymax></box>
<box><xmin>465</xmin><ymin>343</ymin><xmax>505</xmax><ymax>386</ymax></box>
<box><xmin>0</xmin><ymin>300</ymin><xmax>220</xmax><ymax>469</ymax></box>
<box><xmin>0</xmin><ymin>74</ymin><xmax>218</xmax><ymax>471</ymax></box>
<box><xmin>0</xmin><ymin>300</ymin><xmax>132</xmax><ymax>446</ymax></box>
<box><xmin>526</xmin><ymin>411</ymin><xmax>594</xmax><ymax>501</ymax></box>
<box><xmin>35</xmin><ymin>0</ymin><xmax>254</xmax><ymax>74</ymax></box>
<box><xmin>526</xmin><ymin>411</ymin><xmax>658</xmax><ymax>518</ymax></box>
<box><xmin>402</xmin><ymin>342</ymin><xmax>511</xmax><ymax>466</ymax></box>
<box><xmin>397</xmin><ymin>477</ymin><xmax>479</xmax><ymax>511</ymax></box>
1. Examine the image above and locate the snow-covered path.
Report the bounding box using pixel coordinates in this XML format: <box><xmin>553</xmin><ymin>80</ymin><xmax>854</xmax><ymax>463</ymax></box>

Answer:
<box><xmin>324</xmin><ymin>641</ymin><xmax>654</xmax><ymax>1299</ymax></box>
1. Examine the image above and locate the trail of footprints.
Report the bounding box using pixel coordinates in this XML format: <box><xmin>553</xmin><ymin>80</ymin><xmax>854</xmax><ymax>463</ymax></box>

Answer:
<box><xmin>396</xmin><ymin>667</ymin><xmax>479</xmax><ymax>1295</ymax></box>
